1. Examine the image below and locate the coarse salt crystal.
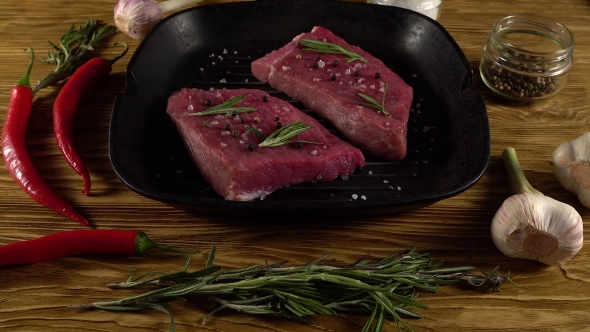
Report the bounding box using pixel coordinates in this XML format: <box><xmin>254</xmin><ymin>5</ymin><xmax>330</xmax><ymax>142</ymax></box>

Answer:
<box><xmin>220</xmin><ymin>79</ymin><xmax>227</xmax><ymax>83</ymax></box>
<box><xmin>423</xmin><ymin>126</ymin><xmax>431</xmax><ymax>132</ymax></box>
<box><xmin>317</xmin><ymin>174</ymin><xmax>323</xmax><ymax>180</ymax></box>
<box><xmin>311</xmin><ymin>150</ymin><xmax>318</xmax><ymax>155</ymax></box>
<box><xmin>317</xmin><ymin>60</ymin><xmax>326</xmax><ymax>68</ymax></box>
<box><xmin>187</xmin><ymin>104</ymin><xmax>194</xmax><ymax>111</ymax></box>
<box><xmin>313</xmin><ymin>78</ymin><xmax>321</xmax><ymax>82</ymax></box>
<box><xmin>383</xmin><ymin>180</ymin><xmax>389</xmax><ymax>183</ymax></box>
<box><xmin>351</xmin><ymin>194</ymin><xmax>358</xmax><ymax>200</ymax></box>
<box><xmin>211</xmin><ymin>120</ymin><xmax>219</xmax><ymax>125</ymax></box>
<box><xmin>361</xmin><ymin>195</ymin><xmax>367</xmax><ymax>200</ymax></box>
<box><xmin>342</xmin><ymin>175</ymin><xmax>349</xmax><ymax>181</ymax></box>
<box><xmin>282</xmin><ymin>66</ymin><xmax>291</xmax><ymax>71</ymax></box>
<box><xmin>220</xmin><ymin>142</ymin><xmax>227</xmax><ymax>147</ymax></box>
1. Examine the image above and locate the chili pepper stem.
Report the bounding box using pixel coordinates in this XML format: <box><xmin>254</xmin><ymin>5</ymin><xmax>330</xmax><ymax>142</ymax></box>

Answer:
<box><xmin>134</xmin><ymin>232</ymin><xmax>200</xmax><ymax>254</ymax></box>
<box><xmin>107</xmin><ymin>42</ymin><xmax>130</xmax><ymax>65</ymax></box>
<box><xmin>17</xmin><ymin>48</ymin><xmax>34</xmax><ymax>88</ymax></box>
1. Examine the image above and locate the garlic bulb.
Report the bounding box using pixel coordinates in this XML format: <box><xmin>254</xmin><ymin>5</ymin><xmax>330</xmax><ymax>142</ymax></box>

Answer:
<box><xmin>114</xmin><ymin>0</ymin><xmax>203</xmax><ymax>40</ymax></box>
<box><xmin>491</xmin><ymin>147</ymin><xmax>584</xmax><ymax>266</ymax></box>
<box><xmin>553</xmin><ymin>132</ymin><xmax>590</xmax><ymax>208</ymax></box>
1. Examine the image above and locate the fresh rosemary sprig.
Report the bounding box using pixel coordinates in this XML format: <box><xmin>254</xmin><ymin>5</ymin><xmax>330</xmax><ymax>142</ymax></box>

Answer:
<box><xmin>33</xmin><ymin>18</ymin><xmax>118</xmax><ymax>93</ymax></box>
<box><xmin>190</xmin><ymin>94</ymin><xmax>257</xmax><ymax>116</ymax></box>
<box><xmin>358</xmin><ymin>82</ymin><xmax>391</xmax><ymax>117</ymax></box>
<box><xmin>68</xmin><ymin>247</ymin><xmax>510</xmax><ymax>332</ymax></box>
<box><xmin>245</xmin><ymin>120</ymin><xmax>319</xmax><ymax>147</ymax></box>
<box><xmin>299</xmin><ymin>38</ymin><xmax>367</xmax><ymax>63</ymax></box>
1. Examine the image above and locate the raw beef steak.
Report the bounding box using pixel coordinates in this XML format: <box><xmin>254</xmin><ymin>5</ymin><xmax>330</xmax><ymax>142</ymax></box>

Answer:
<box><xmin>251</xmin><ymin>26</ymin><xmax>413</xmax><ymax>161</ymax></box>
<box><xmin>166</xmin><ymin>88</ymin><xmax>365</xmax><ymax>201</ymax></box>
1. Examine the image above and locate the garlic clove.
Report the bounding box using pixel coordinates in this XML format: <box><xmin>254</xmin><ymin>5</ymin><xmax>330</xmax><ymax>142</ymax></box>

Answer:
<box><xmin>114</xmin><ymin>0</ymin><xmax>164</xmax><ymax>40</ymax></box>
<box><xmin>553</xmin><ymin>132</ymin><xmax>590</xmax><ymax>208</ymax></box>
<box><xmin>491</xmin><ymin>193</ymin><xmax>584</xmax><ymax>266</ymax></box>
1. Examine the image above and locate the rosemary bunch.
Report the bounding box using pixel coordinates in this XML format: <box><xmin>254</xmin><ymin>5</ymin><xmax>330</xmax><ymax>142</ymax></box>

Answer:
<box><xmin>33</xmin><ymin>18</ymin><xmax>118</xmax><ymax>93</ymax></box>
<box><xmin>69</xmin><ymin>247</ymin><xmax>510</xmax><ymax>332</ymax></box>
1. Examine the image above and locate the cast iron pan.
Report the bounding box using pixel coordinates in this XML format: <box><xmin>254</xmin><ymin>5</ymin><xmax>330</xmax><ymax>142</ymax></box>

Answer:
<box><xmin>109</xmin><ymin>0</ymin><xmax>490</xmax><ymax>217</ymax></box>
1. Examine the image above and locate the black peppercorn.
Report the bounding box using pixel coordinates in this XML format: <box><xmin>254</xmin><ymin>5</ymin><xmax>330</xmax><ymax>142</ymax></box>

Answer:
<box><xmin>205</xmin><ymin>99</ymin><xmax>212</xmax><ymax>106</ymax></box>
<box><xmin>297</xmin><ymin>142</ymin><xmax>303</xmax><ymax>149</ymax></box>
<box><xmin>354</xmin><ymin>71</ymin><xmax>360</xmax><ymax>77</ymax></box>
<box><xmin>375</xmin><ymin>73</ymin><xmax>381</xmax><ymax>79</ymax></box>
<box><xmin>274</xmin><ymin>116</ymin><xmax>280</xmax><ymax>121</ymax></box>
<box><xmin>240</xmin><ymin>118</ymin><xmax>246</xmax><ymax>124</ymax></box>
<box><xmin>225</xmin><ymin>124</ymin><xmax>231</xmax><ymax>130</ymax></box>
<box><xmin>316</xmin><ymin>56</ymin><xmax>321</xmax><ymax>61</ymax></box>
<box><xmin>248</xmin><ymin>143</ymin><xmax>254</xmax><ymax>151</ymax></box>
<box><xmin>330</xmin><ymin>74</ymin><xmax>337</xmax><ymax>81</ymax></box>
<box><xmin>332</xmin><ymin>60</ymin><xmax>339</xmax><ymax>67</ymax></box>
<box><xmin>276</xmin><ymin>122</ymin><xmax>283</xmax><ymax>128</ymax></box>
<box><xmin>262</xmin><ymin>96</ymin><xmax>269</xmax><ymax>102</ymax></box>
<box><xmin>313</xmin><ymin>62</ymin><xmax>319</xmax><ymax>69</ymax></box>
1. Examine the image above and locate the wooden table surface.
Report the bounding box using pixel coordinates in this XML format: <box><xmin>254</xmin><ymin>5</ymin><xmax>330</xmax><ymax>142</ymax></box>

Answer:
<box><xmin>1</xmin><ymin>0</ymin><xmax>590</xmax><ymax>331</ymax></box>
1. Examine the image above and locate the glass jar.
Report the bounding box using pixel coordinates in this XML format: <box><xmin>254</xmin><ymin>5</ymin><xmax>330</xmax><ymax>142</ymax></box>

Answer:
<box><xmin>367</xmin><ymin>0</ymin><xmax>442</xmax><ymax>21</ymax></box>
<box><xmin>480</xmin><ymin>14</ymin><xmax>574</xmax><ymax>102</ymax></box>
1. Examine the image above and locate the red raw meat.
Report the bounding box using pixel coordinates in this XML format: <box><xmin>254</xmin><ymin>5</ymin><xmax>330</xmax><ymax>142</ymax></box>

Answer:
<box><xmin>166</xmin><ymin>88</ymin><xmax>365</xmax><ymax>201</ymax></box>
<box><xmin>251</xmin><ymin>26</ymin><xmax>413</xmax><ymax>161</ymax></box>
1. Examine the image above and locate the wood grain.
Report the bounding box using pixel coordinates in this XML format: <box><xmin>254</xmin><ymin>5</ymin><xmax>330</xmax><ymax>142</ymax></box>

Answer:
<box><xmin>1</xmin><ymin>0</ymin><xmax>590</xmax><ymax>331</ymax></box>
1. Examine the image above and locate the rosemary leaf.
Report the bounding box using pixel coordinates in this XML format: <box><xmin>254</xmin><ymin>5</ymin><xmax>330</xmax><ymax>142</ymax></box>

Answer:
<box><xmin>357</xmin><ymin>82</ymin><xmax>391</xmax><ymax>117</ymax></box>
<box><xmin>246</xmin><ymin>121</ymin><xmax>320</xmax><ymax>148</ymax></box>
<box><xmin>299</xmin><ymin>38</ymin><xmax>367</xmax><ymax>63</ymax></box>
<box><xmin>191</xmin><ymin>94</ymin><xmax>257</xmax><ymax>116</ymax></box>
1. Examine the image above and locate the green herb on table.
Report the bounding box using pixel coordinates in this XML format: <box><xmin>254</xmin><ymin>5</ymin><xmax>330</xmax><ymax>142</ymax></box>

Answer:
<box><xmin>245</xmin><ymin>120</ymin><xmax>319</xmax><ymax>147</ymax></box>
<box><xmin>299</xmin><ymin>38</ymin><xmax>367</xmax><ymax>63</ymax></box>
<box><xmin>68</xmin><ymin>247</ymin><xmax>511</xmax><ymax>332</ymax></box>
<box><xmin>35</xmin><ymin>19</ymin><xmax>118</xmax><ymax>93</ymax></box>
<box><xmin>357</xmin><ymin>82</ymin><xmax>391</xmax><ymax>117</ymax></box>
<box><xmin>190</xmin><ymin>93</ymin><xmax>257</xmax><ymax>116</ymax></box>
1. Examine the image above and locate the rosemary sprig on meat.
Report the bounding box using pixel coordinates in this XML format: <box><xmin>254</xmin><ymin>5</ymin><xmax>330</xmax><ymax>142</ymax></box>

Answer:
<box><xmin>299</xmin><ymin>38</ymin><xmax>367</xmax><ymax>63</ymax></box>
<box><xmin>34</xmin><ymin>18</ymin><xmax>118</xmax><ymax>93</ymax></box>
<box><xmin>191</xmin><ymin>94</ymin><xmax>257</xmax><ymax>116</ymax></box>
<box><xmin>358</xmin><ymin>82</ymin><xmax>391</xmax><ymax>117</ymax></box>
<box><xmin>68</xmin><ymin>247</ymin><xmax>510</xmax><ymax>332</ymax></box>
<box><xmin>245</xmin><ymin>120</ymin><xmax>319</xmax><ymax>147</ymax></box>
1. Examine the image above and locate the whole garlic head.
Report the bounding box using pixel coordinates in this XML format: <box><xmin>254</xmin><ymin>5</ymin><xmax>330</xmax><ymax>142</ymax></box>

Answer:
<box><xmin>491</xmin><ymin>193</ymin><xmax>584</xmax><ymax>266</ymax></box>
<box><xmin>553</xmin><ymin>132</ymin><xmax>590</xmax><ymax>208</ymax></box>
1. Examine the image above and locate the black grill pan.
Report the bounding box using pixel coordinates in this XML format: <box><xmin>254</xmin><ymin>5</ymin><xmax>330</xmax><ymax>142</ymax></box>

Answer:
<box><xmin>109</xmin><ymin>0</ymin><xmax>490</xmax><ymax>216</ymax></box>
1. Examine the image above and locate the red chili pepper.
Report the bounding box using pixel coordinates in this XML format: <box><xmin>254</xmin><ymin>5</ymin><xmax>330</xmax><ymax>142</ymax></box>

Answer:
<box><xmin>2</xmin><ymin>49</ymin><xmax>89</xmax><ymax>227</ymax></box>
<box><xmin>0</xmin><ymin>230</ymin><xmax>199</xmax><ymax>267</ymax></box>
<box><xmin>53</xmin><ymin>42</ymin><xmax>129</xmax><ymax>196</ymax></box>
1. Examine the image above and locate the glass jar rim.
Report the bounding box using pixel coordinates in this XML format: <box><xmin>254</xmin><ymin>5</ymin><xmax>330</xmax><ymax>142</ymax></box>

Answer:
<box><xmin>491</xmin><ymin>14</ymin><xmax>574</xmax><ymax>58</ymax></box>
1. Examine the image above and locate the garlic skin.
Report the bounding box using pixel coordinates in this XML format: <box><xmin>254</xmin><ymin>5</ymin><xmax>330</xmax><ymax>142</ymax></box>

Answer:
<box><xmin>114</xmin><ymin>0</ymin><xmax>163</xmax><ymax>40</ymax></box>
<box><xmin>553</xmin><ymin>132</ymin><xmax>590</xmax><ymax>208</ymax></box>
<box><xmin>491</xmin><ymin>193</ymin><xmax>583</xmax><ymax>266</ymax></box>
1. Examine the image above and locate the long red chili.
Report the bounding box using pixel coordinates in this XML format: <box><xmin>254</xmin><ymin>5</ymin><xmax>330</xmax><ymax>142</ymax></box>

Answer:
<box><xmin>53</xmin><ymin>42</ymin><xmax>129</xmax><ymax>196</ymax></box>
<box><xmin>0</xmin><ymin>230</ymin><xmax>199</xmax><ymax>267</ymax></box>
<box><xmin>2</xmin><ymin>49</ymin><xmax>89</xmax><ymax>227</ymax></box>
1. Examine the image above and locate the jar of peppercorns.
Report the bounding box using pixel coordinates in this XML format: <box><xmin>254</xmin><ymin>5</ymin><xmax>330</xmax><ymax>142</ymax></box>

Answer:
<box><xmin>480</xmin><ymin>14</ymin><xmax>574</xmax><ymax>102</ymax></box>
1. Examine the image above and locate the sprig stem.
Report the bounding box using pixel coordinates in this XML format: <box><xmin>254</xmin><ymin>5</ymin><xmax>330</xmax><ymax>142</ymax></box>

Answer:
<box><xmin>68</xmin><ymin>247</ymin><xmax>510</xmax><ymax>332</ymax></box>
